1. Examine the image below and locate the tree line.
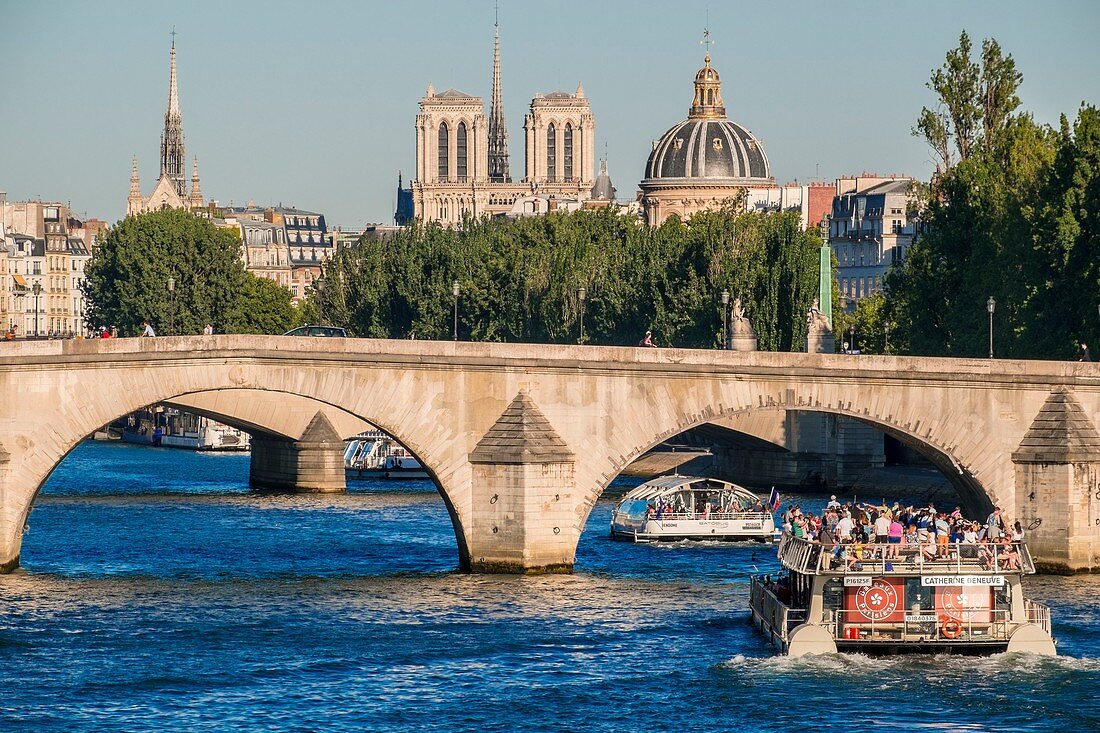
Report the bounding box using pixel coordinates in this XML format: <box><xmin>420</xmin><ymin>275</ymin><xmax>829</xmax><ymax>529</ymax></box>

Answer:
<box><xmin>881</xmin><ymin>31</ymin><xmax>1098</xmax><ymax>360</ymax></box>
<box><xmin>302</xmin><ymin>206</ymin><xmax>822</xmax><ymax>351</ymax></box>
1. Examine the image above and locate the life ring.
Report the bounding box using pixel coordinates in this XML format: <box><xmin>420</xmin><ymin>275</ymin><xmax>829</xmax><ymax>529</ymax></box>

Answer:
<box><xmin>941</xmin><ymin>617</ymin><xmax>963</xmax><ymax>639</ymax></box>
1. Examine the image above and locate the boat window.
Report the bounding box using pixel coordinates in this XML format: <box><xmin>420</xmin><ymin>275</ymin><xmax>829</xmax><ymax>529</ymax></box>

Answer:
<box><xmin>822</xmin><ymin>578</ymin><xmax>844</xmax><ymax>612</ymax></box>
<box><xmin>904</xmin><ymin>578</ymin><xmax>934</xmax><ymax>612</ymax></box>
<box><xmin>995</xmin><ymin>583</ymin><xmax>1011</xmax><ymax>612</ymax></box>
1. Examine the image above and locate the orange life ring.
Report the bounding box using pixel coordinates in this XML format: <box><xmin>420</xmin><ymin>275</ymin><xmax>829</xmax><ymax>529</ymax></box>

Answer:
<box><xmin>941</xmin><ymin>617</ymin><xmax>963</xmax><ymax>639</ymax></box>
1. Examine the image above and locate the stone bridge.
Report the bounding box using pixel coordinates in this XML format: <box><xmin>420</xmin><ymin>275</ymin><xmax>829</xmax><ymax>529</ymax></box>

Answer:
<box><xmin>0</xmin><ymin>336</ymin><xmax>1097</xmax><ymax>573</ymax></box>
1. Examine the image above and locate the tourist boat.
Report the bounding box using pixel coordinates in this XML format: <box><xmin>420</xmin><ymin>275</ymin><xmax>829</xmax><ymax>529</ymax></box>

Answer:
<box><xmin>345</xmin><ymin>432</ymin><xmax>428</xmax><ymax>480</ymax></box>
<box><xmin>159</xmin><ymin>411</ymin><xmax>250</xmax><ymax>451</ymax></box>
<box><xmin>118</xmin><ymin>408</ymin><xmax>249</xmax><ymax>451</ymax></box>
<box><xmin>610</xmin><ymin>475</ymin><xmax>775</xmax><ymax>542</ymax></box>
<box><xmin>749</xmin><ymin>532</ymin><xmax>1056</xmax><ymax>656</ymax></box>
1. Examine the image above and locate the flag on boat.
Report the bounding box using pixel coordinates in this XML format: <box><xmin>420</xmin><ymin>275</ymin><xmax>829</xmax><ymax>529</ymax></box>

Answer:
<box><xmin>768</xmin><ymin>487</ymin><xmax>780</xmax><ymax>513</ymax></box>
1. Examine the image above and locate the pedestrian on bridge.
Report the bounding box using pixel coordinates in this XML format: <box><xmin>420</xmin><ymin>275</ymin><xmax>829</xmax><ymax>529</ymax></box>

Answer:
<box><xmin>141</xmin><ymin>321</ymin><xmax>157</xmax><ymax>338</ymax></box>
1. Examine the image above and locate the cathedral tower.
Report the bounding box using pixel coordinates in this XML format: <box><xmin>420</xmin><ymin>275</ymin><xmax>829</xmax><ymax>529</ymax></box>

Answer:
<box><xmin>160</xmin><ymin>35</ymin><xmax>187</xmax><ymax>198</ymax></box>
<box><xmin>487</xmin><ymin>11</ymin><xmax>510</xmax><ymax>183</ymax></box>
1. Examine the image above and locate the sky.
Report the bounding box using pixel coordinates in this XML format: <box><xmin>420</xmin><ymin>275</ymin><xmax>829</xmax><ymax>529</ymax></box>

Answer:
<box><xmin>2</xmin><ymin>0</ymin><xmax>1098</xmax><ymax>229</ymax></box>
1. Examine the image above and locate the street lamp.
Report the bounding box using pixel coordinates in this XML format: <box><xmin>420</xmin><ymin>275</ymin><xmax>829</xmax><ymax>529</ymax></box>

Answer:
<box><xmin>577</xmin><ymin>287</ymin><xmax>587</xmax><ymax>344</ymax></box>
<box><xmin>167</xmin><ymin>277</ymin><xmax>175</xmax><ymax>336</ymax></box>
<box><xmin>452</xmin><ymin>280</ymin><xmax>460</xmax><ymax>341</ymax></box>
<box><xmin>849</xmin><ymin>325</ymin><xmax>856</xmax><ymax>355</ymax></box>
<box><xmin>884</xmin><ymin>322</ymin><xmax>891</xmax><ymax>354</ymax></box>
<box><xmin>987</xmin><ymin>296</ymin><xmax>996</xmax><ymax>359</ymax></box>
<box><xmin>721</xmin><ymin>289</ymin><xmax>730</xmax><ymax>349</ymax></box>
<box><xmin>31</xmin><ymin>281</ymin><xmax>42</xmax><ymax>338</ymax></box>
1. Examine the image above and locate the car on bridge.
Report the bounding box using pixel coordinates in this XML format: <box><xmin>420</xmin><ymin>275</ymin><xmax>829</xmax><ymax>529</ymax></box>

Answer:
<box><xmin>282</xmin><ymin>325</ymin><xmax>347</xmax><ymax>338</ymax></box>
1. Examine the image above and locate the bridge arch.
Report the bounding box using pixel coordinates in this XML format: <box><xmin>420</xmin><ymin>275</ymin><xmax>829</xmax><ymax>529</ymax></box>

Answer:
<box><xmin>588</xmin><ymin>405</ymin><xmax>990</xmax><ymax>515</ymax></box>
<box><xmin>1</xmin><ymin>361</ymin><xmax>477</xmax><ymax>573</ymax></box>
<box><xmin>569</xmin><ymin>381</ymin><xmax>1011</xmax><ymax>542</ymax></box>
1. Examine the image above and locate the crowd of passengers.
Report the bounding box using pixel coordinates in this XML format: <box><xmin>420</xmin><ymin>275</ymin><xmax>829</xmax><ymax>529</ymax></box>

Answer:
<box><xmin>781</xmin><ymin>497</ymin><xmax>1026</xmax><ymax>571</ymax></box>
<box><xmin>646</xmin><ymin>496</ymin><xmax>765</xmax><ymax>519</ymax></box>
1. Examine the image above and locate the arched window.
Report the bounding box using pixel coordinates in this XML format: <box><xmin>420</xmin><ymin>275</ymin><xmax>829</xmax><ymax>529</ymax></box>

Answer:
<box><xmin>457</xmin><ymin>122</ymin><xmax>468</xmax><ymax>182</ymax></box>
<box><xmin>564</xmin><ymin>123</ymin><xmax>573</xmax><ymax>181</ymax></box>
<box><xmin>546</xmin><ymin>123</ymin><xmax>556</xmax><ymax>182</ymax></box>
<box><xmin>437</xmin><ymin>122</ymin><xmax>449</xmax><ymax>180</ymax></box>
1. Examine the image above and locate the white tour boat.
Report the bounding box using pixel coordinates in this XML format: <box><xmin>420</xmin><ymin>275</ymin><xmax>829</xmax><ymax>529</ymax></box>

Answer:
<box><xmin>749</xmin><ymin>532</ymin><xmax>1056</xmax><ymax>656</ymax></box>
<box><xmin>345</xmin><ymin>432</ymin><xmax>428</xmax><ymax>480</ymax></box>
<box><xmin>610</xmin><ymin>475</ymin><xmax>775</xmax><ymax>542</ymax></box>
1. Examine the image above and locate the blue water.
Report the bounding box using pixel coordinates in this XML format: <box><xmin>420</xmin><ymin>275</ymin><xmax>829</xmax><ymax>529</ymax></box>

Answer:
<box><xmin>1</xmin><ymin>441</ymin><xmax>1098</xmax><ymax>732</ymax></box>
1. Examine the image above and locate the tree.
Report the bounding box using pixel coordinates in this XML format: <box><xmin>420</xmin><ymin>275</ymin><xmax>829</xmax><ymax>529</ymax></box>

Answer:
<box><xmin>892</xmin><ymin>32</ymin><xmax>1057</xmax><ymax>358</ymax></box>
<box><xmin>307</xmin><ymin>206</ymin><xmax>821</xmax><ymax>351</ymax></box>
<box><xmin>913</xmin><ymin>31</ymin><xmax>1021</xmax><ymax>170</ymax></box>
<box><xmin>83</xmin><ymin>208</ymin><xmax>297</xmax><ymax>336</ymax></box>
<box><xmin>228</xmin><ymin>274</ymin><xmax>299</xmax><ymax>335</ymax></box>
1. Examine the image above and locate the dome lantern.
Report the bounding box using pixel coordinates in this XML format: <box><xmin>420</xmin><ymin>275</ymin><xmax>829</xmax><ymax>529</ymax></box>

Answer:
<box><xmin>689</xmin><ymin>54</ymin><xmax>725</xmax><ymax>119</ymax></box>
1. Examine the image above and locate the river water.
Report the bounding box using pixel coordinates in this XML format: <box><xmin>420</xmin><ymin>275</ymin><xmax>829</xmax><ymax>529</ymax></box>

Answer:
<box><xmin>1</xmin><ymin>441</ymin><xmax>1097</xmax><ymax>732</ymax></box>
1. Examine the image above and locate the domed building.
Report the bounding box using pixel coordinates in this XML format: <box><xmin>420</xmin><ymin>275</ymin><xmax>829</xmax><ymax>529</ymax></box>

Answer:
<box><xmin>639</xmin><ymin>54</ymin><xmax>774</xmax><ymax>225</ymax></box>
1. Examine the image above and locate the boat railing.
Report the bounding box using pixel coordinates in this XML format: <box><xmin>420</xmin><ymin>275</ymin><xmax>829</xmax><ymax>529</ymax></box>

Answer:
<box><xmin>826</xmin><ymin>607</ymin><xmax>1013</xmax><ymax>642</ymax></box>
<box><xmin>1025</xmin><ymin>598</ymin><xmax>1052</xmax><ymax>635</ymax></box>
<box><xmin>777</xmin><ymin>533</ymin><xmax>1035</xmax><ymax>575</ymax></box>
<box><xmin>749</xmin><ymin>576</ymin><xmax>805</xmax><ymax>647</ymax></box>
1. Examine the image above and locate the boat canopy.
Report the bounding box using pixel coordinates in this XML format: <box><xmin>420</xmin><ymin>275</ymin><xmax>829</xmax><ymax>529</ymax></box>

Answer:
<box><xmin>618</xmin><ymin>476</ymin><xmax>760</xmax><ymax>506</ymax></box>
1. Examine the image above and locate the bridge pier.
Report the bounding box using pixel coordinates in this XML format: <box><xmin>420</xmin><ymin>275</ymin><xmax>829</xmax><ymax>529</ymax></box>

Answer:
<box><xmin>465</xmin><ymin>393</ymin><xmax>580</xmax><ymax>573</ymax></box>
<box><xmin>1013</xmin><ymin>388</ymin><xmax>1100</xmax><ymax>572</ymax></box>
<box><xmin>248</xmin><ymin>412</ymin><xmax>346</xmax><ymax>493</ymax></box>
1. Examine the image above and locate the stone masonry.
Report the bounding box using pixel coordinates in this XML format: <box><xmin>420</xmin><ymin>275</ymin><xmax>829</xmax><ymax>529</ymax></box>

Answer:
<box><xmin>0</xmin><ymin>336</ymin><xmax>1096</xmax><ymax>573</ymax></box>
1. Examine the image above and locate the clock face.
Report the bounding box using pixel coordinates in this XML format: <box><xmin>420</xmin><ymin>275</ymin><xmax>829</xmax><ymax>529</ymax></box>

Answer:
<box><xmin>854</xmin><ymin>578</ymin><xmax>899</xmax><ymax>621</ymax></box>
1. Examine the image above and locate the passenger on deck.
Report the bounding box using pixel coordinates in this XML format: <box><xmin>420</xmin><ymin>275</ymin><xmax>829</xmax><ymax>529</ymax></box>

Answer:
<box><xmin>887</xmin><ymin>517</ymin><xmax>904</xmax><ymax>559</ymax></box>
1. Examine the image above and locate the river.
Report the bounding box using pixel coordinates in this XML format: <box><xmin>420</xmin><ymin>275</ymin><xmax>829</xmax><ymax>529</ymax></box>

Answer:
<box><xmin>0</xmin><ymin>441</ymin><xmax>1097</xmax><ymax>731</ymax></box>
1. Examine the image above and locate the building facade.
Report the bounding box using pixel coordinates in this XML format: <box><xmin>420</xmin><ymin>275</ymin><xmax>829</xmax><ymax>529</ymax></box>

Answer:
<box><xmin>639</xmin><ymin>54</ymin><xmax>775</xmax><ymax>226</ymax></box>
<box><xmin>127</xmin><ymin>38</ymin><xmax>206</xmax><ymax>217</ymax></box>
<box><xmin>409</xmin><ymin>19</ymin><xmax>597</xmax><ymax>225</ymax></box>
<box><xmin>826</xmin><ymin>176</ymin><xmax>916</xmax><ymax>303</ymax></box>
<box><xmin>217</xmin><ymin>205</ymin><xmax>332</xmax><ymax>303</ymax></box>
<box><xmin>1</xmin><ymin>198</ymin><xmax>96</xmax><ymax>337</ymax></box>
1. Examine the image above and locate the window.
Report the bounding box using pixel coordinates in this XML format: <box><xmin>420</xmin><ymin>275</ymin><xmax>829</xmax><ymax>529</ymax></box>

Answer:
<box><xmin>546</xmin><ymin>123</ymin><xmax>556</xmax><ymax>182</ymax></box>
<box><xmin>437</xmin><ymin>122</ymin><xmax>449</xmax><ymax>180</ymax></box>
<box><xmin>457</xmin><ymin>122</ymin><xmax>468</xmax><ymax>182</ymax></box>
<box><xmin>564</xmin><ymin>123</ymin><xmax>573</xmax><ymax>181</ymax></box>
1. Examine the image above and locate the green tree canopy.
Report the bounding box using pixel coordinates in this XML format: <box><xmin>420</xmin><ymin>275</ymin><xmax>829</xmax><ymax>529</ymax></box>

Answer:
<box><xmin>83</xmin><ymin>208</ymin><xmax>299</xmax><ymax>336</ymax></box>
<box><xmin>889</xmin><ymin>31</ymin><xmax>1096</xmax><ymax>360</ymax></box>
<box><xmin>304</xmin><ymin>206</ymin><xmax>822</xmax><ymax>351</ymax></box>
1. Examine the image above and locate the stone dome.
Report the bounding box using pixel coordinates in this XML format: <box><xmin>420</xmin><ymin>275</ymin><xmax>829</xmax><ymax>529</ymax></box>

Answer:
<box><xmin>645</xmin><ymin>118</ymin><xmax>770</xmax><ymax>181</ymax></box>
<box><xmin>642</xmin><ymin>55</ymin><xmax>772</xmax><ymax>184</ymax></box>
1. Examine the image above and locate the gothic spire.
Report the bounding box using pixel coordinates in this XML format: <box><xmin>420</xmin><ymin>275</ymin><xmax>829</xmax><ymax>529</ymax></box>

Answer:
<box><xmin>189</xmin><ymin>156</ymin><xmax>203</xmax><ymax>207</ymax></box>
<box><xmin>129</xmin><ymin>156</ymin><xmax>142</xmax><ymax>197</ymax></box>
<box><xmin>487</xmin><ymin>4</ymin><xmax>510</xmax><ymax>183</ymax></box>
<box><xmin>161</xmin><ymin>31</ymin><xmax>187</xmax><ymax>197</ymax></box>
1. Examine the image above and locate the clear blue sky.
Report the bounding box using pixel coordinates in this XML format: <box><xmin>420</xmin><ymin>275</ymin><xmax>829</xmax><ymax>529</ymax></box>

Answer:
<box><xmin>2</xmin><ymin>0</ymin><xmax>1098</xmax><ymax>228</ymax></box>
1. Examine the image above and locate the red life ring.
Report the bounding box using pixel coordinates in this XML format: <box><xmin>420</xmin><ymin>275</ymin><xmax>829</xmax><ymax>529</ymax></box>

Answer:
<box><xmin>941</xmin><ymin>617</ymin><xmax>963</xmax><ymax>639</ymax></box>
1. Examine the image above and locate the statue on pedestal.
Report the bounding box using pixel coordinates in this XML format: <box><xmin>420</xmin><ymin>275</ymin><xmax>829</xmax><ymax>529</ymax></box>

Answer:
<box><xmin>805</xmin><ymin>297</ymin><xmax>835</xmax><ymax>354</ymax></box>
<box><xmin>728</xmin><ymin>296</ymin><xmax>758</xmax><ymax>352</ymax></box>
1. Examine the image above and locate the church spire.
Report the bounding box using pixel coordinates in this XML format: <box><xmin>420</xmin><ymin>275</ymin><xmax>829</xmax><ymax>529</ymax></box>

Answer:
<box><xmin>487</xmin><ymin>3</ymin><xmax>510</xmax><ymax>183</ymax></box>
<box><xmin>189</xmin><ymin>156</ymin><xmax>203</xmax><ymax>208</ymax></box>
<box><xmin>161</xmin><ymin>29</ymin><xmax>187</xmax><ymax>197</ymax></box>
<box><xmin>130</xmin><ymin>156</ymin><xmax>141</xmax><ymax>197</ymax></box>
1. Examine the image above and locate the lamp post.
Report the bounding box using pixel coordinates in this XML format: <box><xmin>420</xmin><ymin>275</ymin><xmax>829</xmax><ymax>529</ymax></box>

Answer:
<box><xmin>884</xmin><ymin>322</ymin><xmax>890</xmax><ymax>354</ymax></box>
<box><xmin>167</xmin><ymin>277</ymin><xmax>175</xmax><ymax>336</ymax></box>
<box><xmin>987</xmin><ymin>296</ymin><xmax>996</xmax><ymax>359</ymax></box>
<box><xmin>32</xmin><ymin>281</ymin><xmax>42</xmax><ymax>339</ymax></box>
<box><xmin>721</xmin><ymin>289</ymin><xmax>730</xmax><ymax>349</ymax></box>
<box><xmin>452</xmin><ymin>280</ymin><xmax>460</xmax><ymax>341</ymax></box>
<box><xmin>849</xmin><ymin>325</ymin><xmax>856</xmax><ymax>355</ymax></box>
<box><xmin>577</xmin><ymin>287</ymin><xmax>586</xmax><ymax>344</ymax></box>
